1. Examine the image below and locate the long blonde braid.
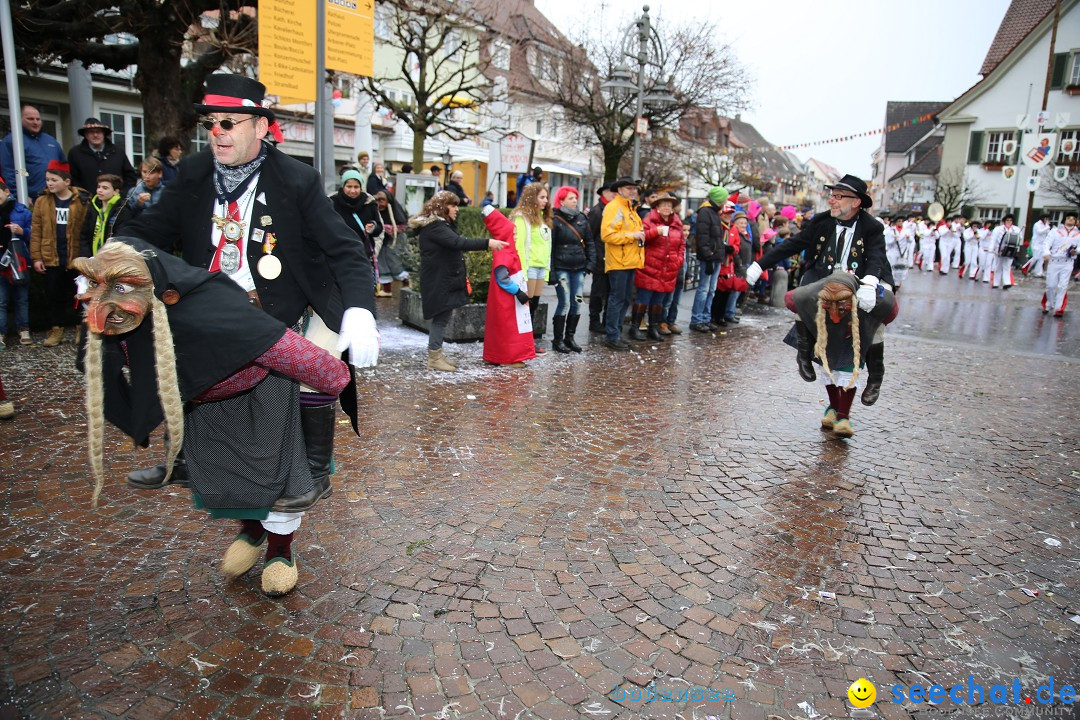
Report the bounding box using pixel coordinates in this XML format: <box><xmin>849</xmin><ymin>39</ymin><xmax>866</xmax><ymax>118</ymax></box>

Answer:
<box><xmin>150</xmin><ymin>296</ymin><xmax>183</xmax><ymax>483</ymax></box>
<box><xmin>85</xmin><ymin>329</ymin><xmax>107</xmax><ymax>507</ymax></box>
<box><xmin>813</xmin><ymin>299</ymin><xmax>834</xmax><ymax>385</ymax></box>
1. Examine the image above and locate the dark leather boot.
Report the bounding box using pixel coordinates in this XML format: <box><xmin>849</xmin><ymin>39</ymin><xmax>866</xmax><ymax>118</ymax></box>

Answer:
<box><xmin>861</xmin><ymin>342</ymin><xmax>885</xmax><ymax>406</ymax></box>
<box><xmin>647</xmin><ymin>305</ymin><xmax>665</xmax><ymax>340</ymax></box>
<box><xmin>552</xmin><ymin>315</ymin><xmax>570</xmax><ymax>353</ymax></box>
<box><xmin>564</xmin><ymin>314</ymin><xmax>583</xmax><ymax>352</ymax></box>
<box><xmin>273</xmin><ymin>401</ymin><xmax>335</xmax><ymax>512</ymax></box>
<box><xmin>794</xmin><ymin>320</ymin><xmax>816</xmax><ymax>382</ymax></box>
<box><xmin>628</xmin><ymin>303</ymin><xmax>647</xmax><ymax>341</ymax></box>
<box><xmin>127</xmin><ymin>439</ymin><xmax>189</xmax><ymax>489</ymax></box>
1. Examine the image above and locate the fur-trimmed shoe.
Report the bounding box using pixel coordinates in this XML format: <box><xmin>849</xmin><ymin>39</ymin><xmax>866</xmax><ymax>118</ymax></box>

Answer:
<box><xmin>221</xmin><ymin>532</ymin><xmax>267</xmax><ymax>578</ymax></box>
<box><xmin>261</xmin><ymin>556</ymin><xmax>298</xmax><ymax>597</ymax></box>
<box><xmin>820</xmin><ymin>407</ymin><xmax>836</xmax><ymax>430</ymax></box>
<box><xmin>832</xmin><ymin>418</ymin><xmax>854</xmax><ymax>438</ymax></box>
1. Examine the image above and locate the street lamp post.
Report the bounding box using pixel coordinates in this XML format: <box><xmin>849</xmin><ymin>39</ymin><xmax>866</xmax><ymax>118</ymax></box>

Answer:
<box><xmin>441</xmin><ymin>148</ymin><xmax>453</xmax><ymax>176</ymax></box>
<box><xmin>600</xmin><ymin>5</ymin><xmax>676</xmax><ymax>180</ymax></box>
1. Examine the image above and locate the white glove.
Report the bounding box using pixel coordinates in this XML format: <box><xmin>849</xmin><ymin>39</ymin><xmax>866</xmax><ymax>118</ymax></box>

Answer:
<box><xmin>74</xmin><ymin>274</ymin><xmax>89</xmax><ymax>296</ymax></box>
<box><xmin>856</xmin><ymin>275</ymin><xmax>879</xmax><ymax>312</ymax></box>
<box><xmin>335</xmin><ymin>306</ymin><xmax>380</xmax><ymax>368</ymax></box>
<box><xmin>745</xmin><ymin>262</ymin><xmax>762</xmax><ymax>286</ymax></box>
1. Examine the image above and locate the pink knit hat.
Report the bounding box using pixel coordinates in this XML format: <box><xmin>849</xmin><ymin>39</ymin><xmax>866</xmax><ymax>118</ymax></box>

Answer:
<box><xmin>780</xmin><ymin>205</ymin><xmax>797</xmax><ymax>220</ymax></box>
<box><xmin>553</xmin><ymin>185</ymin><xmax>579</xmax><ymax>209</ymax></box>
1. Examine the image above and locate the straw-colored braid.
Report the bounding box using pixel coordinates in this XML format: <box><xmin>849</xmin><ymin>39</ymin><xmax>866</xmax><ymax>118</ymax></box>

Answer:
<box><xmin>85</xmin><ymin>330</ymin><xmax>107</xmax><ymax>507</ymax></box>
<box><xmin>847</xmin><ymin>308</ymin><xmax>861</xmax><ymax>389</ymax></box>
<box><xmin>151</xmin><ymin>298</ymin><xmax>183</xmax><ymax>483</ymax></box>
<box><xmin>813</xmin><ymin>299</ymin><xmax>836</xmax><ymax>385</ymax></box>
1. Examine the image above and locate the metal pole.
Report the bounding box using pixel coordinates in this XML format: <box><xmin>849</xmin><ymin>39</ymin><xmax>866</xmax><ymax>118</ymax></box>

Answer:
<box><xmin>1023</xmin><ymin>0</ymin><xmax>1060</xmax><ymax>242</ymax></box>
<box><xmin>315</xmin><ymin>0</ymin><xmax>336</xmax><ymax>194</ymax></box>
<box><xmin>1009</xmin><ymin>82</ymin><xmax>1033</xmax><ymax>218</ymax></box>
<box><xmin>1</xmin><ymin>0</ymin><xmax>28</xmax><ymax>203</ymax></box>
<box><xmin>630</xmin><ymin>5</ymin><xmax>649</xmax><ymax>179</ymax></box>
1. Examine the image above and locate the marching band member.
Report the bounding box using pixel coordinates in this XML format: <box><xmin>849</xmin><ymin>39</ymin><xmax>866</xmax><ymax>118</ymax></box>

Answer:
<box><xmin>977</xmin><ymin>221</ymin><xmax>994</xmax><ymax>282</ymax></box>
<box><xmin>938</xmin><ymin>217</ymin><xmax>962</xmax><ymax>275</ymax></box>
<box><xmin>883</xmin><ymin>216</ymin><xmax>910</xmax><ymax>292</ymax></box>
<box><xmin>962</xmin><ymin>220</ymin><xmax>981</xmax><ymax>279</ymax></box>
<box><xmin>1024</xmin><ymin>213</ymin><xmax>1052</xmax><ymax>278</ymax></box>
<box><xmin>1042</xmin><ymin>211</ymin><xmax>1079</xmax><ymax>317</ymax></box>
<box><xmin>988</xmin><ymin>214</ymin><xmax>1021</xmax><ymax>289</ymax></box>
<box><xmin>917</xmin><ymin>218</ymin><xmax>937</xmax><ymax>272</ymax></box>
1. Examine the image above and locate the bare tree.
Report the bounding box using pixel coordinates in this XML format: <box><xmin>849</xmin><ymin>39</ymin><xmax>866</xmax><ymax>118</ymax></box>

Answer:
<box><xmin>13</xmin><ymin>1</ymin><xmax>257</xmax><ymax>147</ymax></box>
<box><xmin>1047</xmin><ymin>171</ymin><xmax>1080</xmax><ymax>208</ymax></box>
<box><xmin>689</xmin><ymin>148</ymin><xmax>740</xmax><ymax>188</ymax></box>
<box><xmin>618</xmin><ymin>131</ymin><xmax>686</xmax><ymax>191</ymax></box>
<box><xmin>362</xmin><ymin>0</ymin><xmax>499</xmax><ymax>168</ymax></box>
<box><xmin>933</xmin><ymin>168</ymin><xmax>983</xmax><ymax>216</ymax></box>
<box><xmin>535</xmin><ymin>9</ymin><xmax>750</xmax><ymax>180</ymax></box>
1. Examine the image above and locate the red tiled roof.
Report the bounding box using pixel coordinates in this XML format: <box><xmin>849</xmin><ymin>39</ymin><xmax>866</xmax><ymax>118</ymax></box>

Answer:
<box><xmin>883</xmin><ymin>101</ymin><xmax>950</xmax><ymax>153</ymax></box>
<box><xmin>980</xmin><ymin>0</ymin><xmax>1057</xmax><ymax>76</ymax></box>
<box><xmin>889</xmin><ymin>137</ymin><xmax>943</xmax><ymax>181</ymax></box>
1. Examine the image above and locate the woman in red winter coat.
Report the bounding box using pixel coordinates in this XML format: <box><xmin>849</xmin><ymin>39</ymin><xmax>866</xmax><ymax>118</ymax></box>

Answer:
<box><xmin>634</xmin><ymin>192</ymin><xmax>685</xmax><ymax>340</ymax></box>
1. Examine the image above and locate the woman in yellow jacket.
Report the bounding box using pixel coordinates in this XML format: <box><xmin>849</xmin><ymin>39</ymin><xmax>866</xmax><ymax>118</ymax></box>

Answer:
<box><xmin>510</xmin><ymin>183</ymin><xmax>552</xmax><ymax>351</ymax></box>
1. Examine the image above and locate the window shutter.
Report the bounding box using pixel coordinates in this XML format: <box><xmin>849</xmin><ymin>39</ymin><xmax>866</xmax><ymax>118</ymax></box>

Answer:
<box><xmin>1050</xmin><ymin>53</ymin><xmax>1068</xmax><ymax>90</ymax></box>
<box><xmin>967</xmin><ymin>130</ymin><xmax>984</xmax><ymax>164</ymax></box>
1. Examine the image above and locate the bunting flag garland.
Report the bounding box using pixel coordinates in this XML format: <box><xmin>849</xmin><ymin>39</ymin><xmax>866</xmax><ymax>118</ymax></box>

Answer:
<box><xmin>774</xmin><ymin>112</ymin><xmax>937</xmax><ymax>152</ymax></box>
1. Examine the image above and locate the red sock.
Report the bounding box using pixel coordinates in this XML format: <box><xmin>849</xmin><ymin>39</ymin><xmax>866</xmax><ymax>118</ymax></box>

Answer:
<box><xmin>266</xmin><ymin>531</ymin><xmax>294</xmax><ymax>562</ymax></box>
<box><xmin>239</xmin><ymin>519</ymin><xmax>265</xmax><ymax>543</ymax></box>
<box><xmin>834</xmin><ymin>388</ymin><xmax>857</xmax><ymax>419</ymax></box>
<box><xmin>824</xmin><ymin>384</ymin><xmax>839</xmax><ymax>409</ymax></box>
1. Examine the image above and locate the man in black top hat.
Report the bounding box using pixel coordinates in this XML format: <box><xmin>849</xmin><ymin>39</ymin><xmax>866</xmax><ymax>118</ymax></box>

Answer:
<box><xmin>745</xmin><ymin>174</ymin><xmax>893</xmax><ymax>406</ymax></box>
<box><xmin>123</xmin><ymin>73</ymin><xmax>380</xmax><ymax>597</ymax></box>
<box><xmin>67</xmin><ymin>118</ymin><xmax>138</xmax><ymax>195</ymax></box>
<box><xmin>588</xmin><ymin>180</ymin><xmax>616</xmax><ymax>332</ymax></box>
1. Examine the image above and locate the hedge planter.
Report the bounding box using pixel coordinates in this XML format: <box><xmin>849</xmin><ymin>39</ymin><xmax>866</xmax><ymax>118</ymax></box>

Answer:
<box><xmin>398</xmin><ymin>288</ymin><xmax>547</xmax><ymax>342</ymax></box>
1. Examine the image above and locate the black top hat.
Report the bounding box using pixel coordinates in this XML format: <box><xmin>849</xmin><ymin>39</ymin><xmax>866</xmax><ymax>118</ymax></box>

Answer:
<box><xmin>78</xmin><ymin>118</ymin><xmax>113</xmax><ymax>137</ymax></box>
<box><xmin>824</xmin><ymin>174</ymin><xmax>872</xmax><ymax>209</ymax></box>
<box><xmin>194</xmin><ymin>74</ymin><xmax>276</xmax><ymax>121</ymax></box>
<box><xmin>611</xmin><ymin>176</ymin><xmax>640</xmax><ymax>190</ymax></box>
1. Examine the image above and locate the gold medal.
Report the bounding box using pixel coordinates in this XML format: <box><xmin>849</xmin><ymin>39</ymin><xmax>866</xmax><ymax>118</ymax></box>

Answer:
<box><xmin>257</xmin><ymin>253</ymin><xmax>282</xmax><ymax>280</ymax></box>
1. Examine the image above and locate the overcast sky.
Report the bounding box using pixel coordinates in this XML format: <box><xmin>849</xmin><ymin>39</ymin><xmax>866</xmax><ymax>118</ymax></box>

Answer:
<box><xmin>534</xmin><ymin>0</ymin><xmax>1011</xmax><ymax>180</ymax></box>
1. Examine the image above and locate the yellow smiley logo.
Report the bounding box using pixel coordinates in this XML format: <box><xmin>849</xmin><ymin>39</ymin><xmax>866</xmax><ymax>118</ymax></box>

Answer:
<box><xmin>848</xmin><ymin>678</ymin><xmax>876</xmax><ymax>708</ymax></box>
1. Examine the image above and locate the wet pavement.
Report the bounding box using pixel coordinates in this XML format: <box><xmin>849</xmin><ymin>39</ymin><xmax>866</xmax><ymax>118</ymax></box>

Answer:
<box><xmin>0</xmin><ymin>268</ymin><xmax>1077</xmax><ymax>720</ymax></box>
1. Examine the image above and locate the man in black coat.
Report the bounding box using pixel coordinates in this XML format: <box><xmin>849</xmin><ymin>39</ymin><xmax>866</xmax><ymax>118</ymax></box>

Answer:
<box><xmin>587</xmin><ymin>181</ymin><xmax>615</xmax><ymax>333</ymax></box>
<box><xmin>67</xmin><ymin>118</ymin><xmax>138</xmax><ymax>195</ymax></box>
<box><xmin>746</xmin><ymin>174</ymin><xmax>893</xmax><ymax>405</ymax></box>
<box><xmin>123</xmin><ymin>74</ymin><xmax>380</xmax><ymax>597</ymax></box>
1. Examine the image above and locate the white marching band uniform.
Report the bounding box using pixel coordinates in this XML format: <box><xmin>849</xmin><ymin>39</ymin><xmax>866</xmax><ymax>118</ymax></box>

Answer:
<box><xmin>938</xmin><ymin>220</ymin><xmax>962</xmax><ymax>274</ymax></box>
<box><xmin>1043</xmin><ymin>223</ymin><xmax>1080</xmax><ymax>314</ymax></box>
<box><xmin>884</xmin><ymin>221</ymin><xmax>912</xmax><ymax>288</ymax></box>
<box><xmin>988</xmin><ymin>223</ymin><xmax>1021</xmax><ymax>288</ymax></box>
<box><xmin>977</xmin><ymin>226</ymin><xmax>994</xmax><ymax>282</ymax></box>
<box><xmin>1027</xmin><ymin>218</ymin><xmax>1051</xmax><ymax>278</ymax></box>
<box><xmin>917</xmin><ymin>221</ymin><xmax>937</xmax><ymax>272</ymax></box>
<box><xmin>962</xmin><ymin>225</ymin><xmax>981</xmax><ymax>279</ymax></box>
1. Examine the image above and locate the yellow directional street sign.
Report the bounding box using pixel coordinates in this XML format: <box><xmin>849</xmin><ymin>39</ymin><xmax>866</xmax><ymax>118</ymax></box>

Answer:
<box><xmin>259</xmin><ymin>0</ymin><xmax>317</xmax><ymax>103</ymax></box>
<box><xmin>326</xmin><ymin>0</ymin><xmax>374</xmax><ymax>78</ymax></box>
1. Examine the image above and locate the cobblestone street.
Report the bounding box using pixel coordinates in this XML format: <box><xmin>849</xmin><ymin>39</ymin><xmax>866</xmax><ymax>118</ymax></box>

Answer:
<box><xmin>1</xmin><ymin>270</ymin><xmax>1077</xmax><ymax>720</ymax></box>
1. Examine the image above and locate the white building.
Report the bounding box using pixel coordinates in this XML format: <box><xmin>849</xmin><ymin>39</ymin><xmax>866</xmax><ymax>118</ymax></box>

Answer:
<box><xmin>869</xmin><ymin>101</ymin><xmax>950</xmax><ymax>213</ymax></box>
<box><xmin>937</xmin><ymin>0</ymin><xmax>1080</xmax><ymax>226</ymax></box>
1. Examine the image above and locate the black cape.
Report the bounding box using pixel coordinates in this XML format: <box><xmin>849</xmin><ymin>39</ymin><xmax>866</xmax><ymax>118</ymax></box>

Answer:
<box><xmin>785</xmin><ymin>272</ymin><xmax>895</xmax><ymax>370</ymax></box>
<box><xmin>78</xmin><ymin>237</ymin><xmax>287</xmax><ymax>446</ymax></box>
